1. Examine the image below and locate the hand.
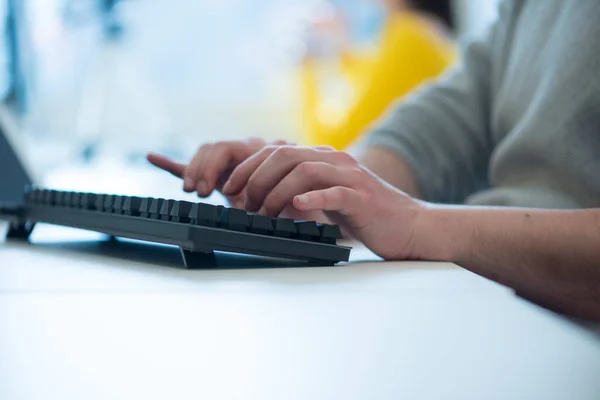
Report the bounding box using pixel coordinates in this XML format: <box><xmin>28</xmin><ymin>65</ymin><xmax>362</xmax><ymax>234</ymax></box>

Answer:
<box><xmin>222</xmin><ymin>145</ymin><xmax>426</xmax><ymax>260</ymax></box>
<box><xmin>147</xmin><ymin>138</ymin><xmax>273</xmax><ymax>208</ymax></box>
<box><xmin>146</xmin><ymin>139</ymin><xmax>331</xmax><ymax>223</ymax></box>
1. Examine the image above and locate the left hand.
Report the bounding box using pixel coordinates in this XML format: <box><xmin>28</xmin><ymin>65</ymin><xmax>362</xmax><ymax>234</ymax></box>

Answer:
<box><xmin>222</xmin><ymin>146</ymin><xmax>426</xmax><ymax>260</ymax></box>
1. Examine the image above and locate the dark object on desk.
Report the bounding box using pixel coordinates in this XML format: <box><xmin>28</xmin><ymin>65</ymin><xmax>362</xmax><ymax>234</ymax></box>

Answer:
<box><xmin>0</xmin><ymin>119</ymin><xmax>351</xmax><ymax>267</ymax></box>
<box><xmin>0</xmin><ymin>188</ymin><xmax>350</xmax><ymax>267</ymax></box>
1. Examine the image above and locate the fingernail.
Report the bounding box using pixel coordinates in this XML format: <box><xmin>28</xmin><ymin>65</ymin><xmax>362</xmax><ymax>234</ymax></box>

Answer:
<box><xmin>258</xmin><ymin>207</ymin><xmax>267</xmax><ymax>215</ymax></box>
<box><xmin>197</xmin><ymin>181</ymin><xmax>208</xmax><ymax>195</ymax></box>
<box><xmin>183</xmin><ymin>177</ymin><xmax>194</xmax><ymax>190</ymax></box>
<box><xmin>244</xmin><ymin>199</ymin><xmax>256</xmax><ymax>212</ymax></box>
<box><xmin>296</xmin><ymin>194</ymin><xmax>310</xmax><ymax>204</ymax></box>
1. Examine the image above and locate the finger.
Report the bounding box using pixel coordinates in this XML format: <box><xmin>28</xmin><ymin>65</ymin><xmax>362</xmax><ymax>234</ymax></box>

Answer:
<box><xmin>242</xmin><ymin>147</ymin><xmax>355</xmax><ymax>212</ymax></box>
<box><xmin>221</xmin><ymin>145</ymin><xmax>280</xmax><ymax>196</ymax></box>
<box><xmin>185</xmin><ymin>141</ymin><xmax>252</xmax><ymax>197</ymax></box>
<box><xmin>223</xmin><ymin>145</ymin><xmax>340</xmax><ymax>196</ymax></box>
<box><xmin>259</xmin><ymin>162</ymin><xmax>354</xmax><ymax>217</ymax></box>
<box><xmin>294</xmin><ymin>186</ymin><xmax>360</xmax><ymax>216</ymax></box>
<box><xmin>147</xmin><ymin>153</ymin><xmax>186</xmax><ymax>179</ymax></box>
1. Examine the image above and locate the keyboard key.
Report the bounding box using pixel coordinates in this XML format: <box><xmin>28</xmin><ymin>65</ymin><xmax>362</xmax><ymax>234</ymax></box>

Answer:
<box><xmin>249</xmin><ymin>214</ymin><xmax>274</xmax><ymax>235</ymax></box>
<box><xmin>29</xmin><ymin>188</ymin><xmax>39</xmax><ymax>204</ymax></box>
<box><xmin>55</xmin><ymin>191</ymin><xmax>65</xmax><ymax>207</ymax></box>
<box><xmin>94</xmin><ymin>194</ymin><xmax>105</xmax><ymax>211</ymax></box>
<box><xmin>139</xmin><ymin>197</ymin><xmax>151</xmax><ymax>218</ymax></box>
<box><xmin>220</xmin><ymin>208</ymin><xmax>249</xmax><ymax>231</ymax></box>
<box><xmin>149</xmin><ymin>198</ymin><xmax>163</xmax><ymax>219</ymax></box>
<box><xmin>159</xmin><ymin>199</ymin><xmax>175</xmax><ymax>221</ymax></box>
<box><xmin>80</xmin><ymin>193</ymin><xmax>97</xmax><ymax>210</ymax></box>
<box><xmin>70</xmin><ymin>192</ymin><xmax>81</xmax><ymax>208</ymax></box>
<box><xmin>170</xmin><ymin>201</ymin><xmax>192</xmax><ymax>223</ymax></box>
<box><xmin>37</xmin><ymin>189</ymin><xmax>45</xmax><ymax>204</ymax></box>
<box><xmin>112</xmin><ymin>196</ymin><xmax>124</xmax><ymax>214</ymax></box>
<box><xmin>51</xmin><ymin>190</ymin><xmax>61</xmax><ymax>205</ymax></box>
<box><xmin>189</xmin><ymin>203</ymin><xmax>220</xmax><ymax>227</ymax></box>
<box><xmin>123</xmin><ymin>197</ymin><xmax>142</xmax><ymax>216</ymax></box>
<box><xmin>41</xmin><ymin>190</ymin><xmax>51</xmax><ymax>205</ymax></box>
<box><xmin>296</xmin><ymin>221</ymin><xmax>321</xmax><ymax>241</ymax></box>
<box><xmin>318</xmin><ymin>224</ymin><xmax>343</xmax><ymax>244</ymax></box>
<box><xmin>26</xmin><ymin>188</ymin><xmax>38</xmax><ymax>204</ymax></box>
<box><xmin>273</xmin><ymin>218</ymin><xmax>297</xmax><ymax>238</ymax></box>
<box><xmin>62</xmin><ymin>192</ymin><xmax>72</xmax><ymax>207</ymax></box>
<box><xmin>103</xmin><ymin>195</ymin><xmax>115</xmax><ymax>212</ymax></box>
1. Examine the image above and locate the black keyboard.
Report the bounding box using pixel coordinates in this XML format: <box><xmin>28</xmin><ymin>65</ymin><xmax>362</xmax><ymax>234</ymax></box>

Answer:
<box><xmin>0</xmin><ymin>187</ymin><xmax>351</xmax><ymax>267</ymax></box>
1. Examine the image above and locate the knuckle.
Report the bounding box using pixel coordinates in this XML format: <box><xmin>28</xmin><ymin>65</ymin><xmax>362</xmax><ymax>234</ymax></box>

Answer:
<box><xmin>348</xmin><ymin>166</ymin><xmax>366</xmax><ymax>180</ymax></box>
<box><xmin>298</xmin><ymin>162</ymin><xmax>316</xmax><ymax>176</ymax></box>
<box><xmin>335</xmin><ymin>186</ymin><xmax>348</xmax><ymax>198</ymax></box>
<box><xmin>198</xmin><ymin>142</ymin><xmax>215</xmax><ymax>153</ymax></box>
<box><xmin>213</xmin><ymin>141</ymin><xmax>232</xmax><ymax>152</ymax></box>
<box><xmin>331</xmin><ymin>187</ymin><xmax>347</xmax><ymax>202</ymax></box>
<box><xmin>298</xmin><ymin>162</ymin><xmax>321</xmax><ymax>178</ymax></box>
<box><xmin>360</xmin><ymin>186</ymin><xmax>376</xmax><ymax>202</ymax></box>
<box><xmin>198</xmin><ymin>143</ymin><xmax>211</xmax><ymax>152</ymax></box>
<box><xmin>193</xmin><ymin>146</ymin><xmax>209</xmax><ymax>163</ymax></box>
<box><xmin>334</xmin><ymin>151</ymin><xmax>357</xmax><ymax>165</ymax></box>
<box><xmin>322</xmin><ymin>189</ymin><xmax>335</xmax><ymax>204</ymax></box>
<box><xmin>360</xmin><ymin>192</ymin><xmax>373</xmax><ymax>207</ymax></box>
<box><xmin>273</xmin><ymin>145</ymin><xmax>296</xmax><ymax>159</ymax></box>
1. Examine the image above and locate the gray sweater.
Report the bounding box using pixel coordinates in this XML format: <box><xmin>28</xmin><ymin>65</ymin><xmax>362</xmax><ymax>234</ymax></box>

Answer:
<box><xmin>360</xmin><ymin>0</ymin><xmax>600</xmax><ymax>208</ymax></box>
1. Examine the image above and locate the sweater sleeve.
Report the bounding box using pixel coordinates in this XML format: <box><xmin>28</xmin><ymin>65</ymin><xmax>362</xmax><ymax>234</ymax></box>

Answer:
<box><xmin>358</xmin><ymin>2</ymin><xmax>514</xmax><ymax>204</ymax></box>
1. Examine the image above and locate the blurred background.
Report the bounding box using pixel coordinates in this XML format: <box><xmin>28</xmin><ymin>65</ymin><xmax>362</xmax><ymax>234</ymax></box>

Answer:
<box><xmin>1</xmin><ymin>0</ymin><xmax>500</xmax><ymax>196</ymax></box>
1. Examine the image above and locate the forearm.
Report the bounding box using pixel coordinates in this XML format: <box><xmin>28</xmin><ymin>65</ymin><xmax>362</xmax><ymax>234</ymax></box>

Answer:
<box><xmin>352</xmin><ymin>145</ymin><xmax>423</xmax><ymax>199</ymax></box>
<box><xmin>415</xmin><ymin>206</ymin><xmax>600</xmax><ymax>320</ymax></box>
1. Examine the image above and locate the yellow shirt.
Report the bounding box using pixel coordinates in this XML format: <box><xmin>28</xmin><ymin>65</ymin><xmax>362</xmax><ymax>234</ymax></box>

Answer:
<box><xmin>301</xmin><ymin>12</ymin><xmax>456</xmax><ymax>149</ymax></box>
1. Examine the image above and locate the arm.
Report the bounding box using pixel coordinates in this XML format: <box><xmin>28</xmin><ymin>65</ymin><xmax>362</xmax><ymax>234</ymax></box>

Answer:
<box><xmin>416</xmin><ymin>206</ymin><xmax>600</xmax><ymax>320</ymax></box>
<box><xmin>353</xmin><ymin>145</ymin><xmax>423</xmax><ymax>198</ymax></box>
<box><xmin>220</xmin><ymin>144</ymin><xmax>600</xmax><ymax>321</ymax></box>
<box><xmin>356</xmin><ymin>1</ymin><xmax>516</xmax><ymax>203</ymax></box>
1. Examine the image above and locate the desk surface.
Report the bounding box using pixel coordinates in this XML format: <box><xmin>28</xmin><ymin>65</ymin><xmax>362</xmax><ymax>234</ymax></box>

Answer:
<box><xmin>1</xmin><ymin>223</ymin><xmax>600</xmax><ymax>400</ymax></box>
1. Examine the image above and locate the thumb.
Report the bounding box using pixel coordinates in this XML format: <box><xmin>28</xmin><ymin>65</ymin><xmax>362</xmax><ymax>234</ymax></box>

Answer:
<box><xmin>293</xmin><ymin>186</ymin><xmax>360</xmax><ymax>216</ymax></box>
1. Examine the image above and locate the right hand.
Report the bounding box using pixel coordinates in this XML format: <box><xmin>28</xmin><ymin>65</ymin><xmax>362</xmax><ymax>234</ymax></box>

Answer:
<box><xmin>146</xmin><ymin>138</ymin><xmax>330</xmax><ymax>222</ymax></box>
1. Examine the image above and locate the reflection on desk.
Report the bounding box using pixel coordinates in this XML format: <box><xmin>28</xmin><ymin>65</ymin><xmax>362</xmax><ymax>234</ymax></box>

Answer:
<box><xmin>1</xmin><ymin>222</ymin><xmax>600</xmax><ymax>400</ymax></box>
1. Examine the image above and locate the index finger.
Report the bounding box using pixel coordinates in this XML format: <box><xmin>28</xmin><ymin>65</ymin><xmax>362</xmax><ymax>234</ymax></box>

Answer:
<box><xmin>147</xmin><ymin>153</ymin><xmax>186</xmax><ymax>178</ymax></box>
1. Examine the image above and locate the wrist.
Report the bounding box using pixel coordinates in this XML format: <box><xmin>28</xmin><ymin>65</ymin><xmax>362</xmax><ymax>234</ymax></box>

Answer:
<box><xmin>412</xmin><ymin>204</ymin><xmax>469</xmax><ymax>262</ymax></box>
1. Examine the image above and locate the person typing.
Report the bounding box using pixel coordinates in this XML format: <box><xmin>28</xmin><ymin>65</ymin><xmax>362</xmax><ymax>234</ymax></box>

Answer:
<box><xmin>149</xmin><ymin>0</ymin><xmax>600</xmax><ymax>320</ymax></box>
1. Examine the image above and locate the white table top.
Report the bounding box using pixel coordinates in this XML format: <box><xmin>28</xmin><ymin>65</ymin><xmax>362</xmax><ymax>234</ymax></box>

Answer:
<box><xmin>1</xmin><ymin>222</ymin><xmax>600</xmax><ymax>400</ymax></box>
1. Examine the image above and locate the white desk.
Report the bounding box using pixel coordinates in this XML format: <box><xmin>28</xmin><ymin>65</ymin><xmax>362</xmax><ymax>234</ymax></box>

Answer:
<box><xmin>1</xmin><ymin>223</ymin><xmax>600</xmax><ymax>400</ymax></box>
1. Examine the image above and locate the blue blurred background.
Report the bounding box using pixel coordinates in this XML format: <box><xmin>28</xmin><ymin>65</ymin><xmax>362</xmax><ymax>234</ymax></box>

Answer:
<box><xmin>1</xmin><ymin>0</ymin><xmax>500</xmax><ymax>193</ymax></box>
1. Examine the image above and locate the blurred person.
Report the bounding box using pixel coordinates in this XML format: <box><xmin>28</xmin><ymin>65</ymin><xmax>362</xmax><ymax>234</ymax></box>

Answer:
<box><xmin>149</xmin><ymin>0</ymin><xmax>600</xmax><ymax>320</ymax></box>
<box><xmin>300</xmin><ymin>0</ymin><xmax>456</xmax><ymax>149</ymax></box>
